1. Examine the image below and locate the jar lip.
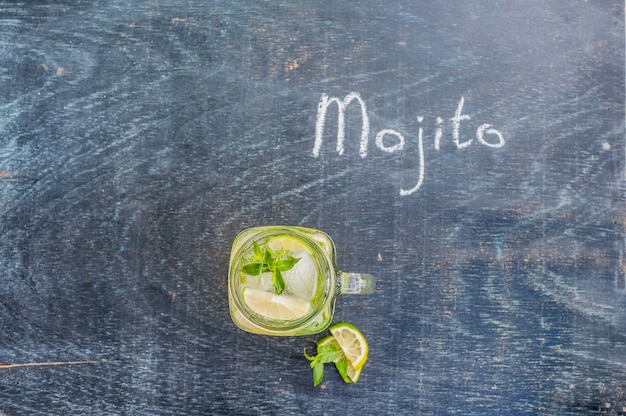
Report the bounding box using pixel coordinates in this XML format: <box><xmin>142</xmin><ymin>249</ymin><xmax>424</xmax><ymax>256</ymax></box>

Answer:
<box><xmin>229</xmin><ymin>228</ymin><xmax>335</xmax><ymax>331</ymax></box>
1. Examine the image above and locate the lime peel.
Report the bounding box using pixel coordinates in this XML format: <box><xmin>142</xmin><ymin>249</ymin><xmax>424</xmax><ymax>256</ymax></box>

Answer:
<box><xmin>305</xmin><ymin>322</ymin><xmax>368</xmax><ymax>386</ymax></box>
<box><xmin>329</xmin><ymin>322</ymin><xmax>369</xmax><ymax>370</ymax></box>
<box><xmin>243</xmin><ymin>288</ymin><xmax>311</xmax><ymax>321</ymax></box>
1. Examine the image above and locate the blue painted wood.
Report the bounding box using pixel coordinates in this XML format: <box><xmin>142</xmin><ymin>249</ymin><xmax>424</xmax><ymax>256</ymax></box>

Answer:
<box><xmin>0</xmin><ymin>1</ymin><xmax>623</xmax><ymax>414</ymax></box>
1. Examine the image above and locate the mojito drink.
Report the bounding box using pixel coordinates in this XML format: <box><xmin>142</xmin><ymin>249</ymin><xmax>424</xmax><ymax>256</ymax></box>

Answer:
<box><xmin>228</xmin><ymin>226</ymin><xmax>336</xmax><ymax>336</ymax></box>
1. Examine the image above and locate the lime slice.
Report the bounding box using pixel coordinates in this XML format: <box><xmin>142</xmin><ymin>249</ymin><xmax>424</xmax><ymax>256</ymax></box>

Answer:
<box><xmin>316</xmin><ymin>335</ymin><xmax>363</xmax><ymax>383</ymax></box>
<box><xmin>345</xmin><ymin>361</ymin><xmax>363</xmax><ymax>383</ymax></box>
<box><xmin>316</xmin><ymin>334</ymin><xmax>337</xmax><ymax>349</ymax></box>
<box><xmin>242</xmin><ymin>288</ymin><xmax>311</xmax><ymax>321</ymax></box>
<box><xmin>329</xmin><ymin>322</ymin><xmax>369</xmax><ymax>370</ymax></box>
<box><xmin>266</xmin><ymin>235</ymin><xmax>309</xmax><ymax>254</ymax></box>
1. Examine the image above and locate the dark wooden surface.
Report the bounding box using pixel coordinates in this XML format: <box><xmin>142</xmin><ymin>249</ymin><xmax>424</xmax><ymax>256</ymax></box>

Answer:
<box><xmin>0</xmin><ymin>1</ymin><xmax>624</xmax><ymax>415</ymax></box>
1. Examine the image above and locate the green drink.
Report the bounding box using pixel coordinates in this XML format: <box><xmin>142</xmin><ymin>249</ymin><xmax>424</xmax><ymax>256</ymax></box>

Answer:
<box><xmin>228</xmin><ymin>226</ymin><xmax>374</xmax><ymax>336</ymax></box>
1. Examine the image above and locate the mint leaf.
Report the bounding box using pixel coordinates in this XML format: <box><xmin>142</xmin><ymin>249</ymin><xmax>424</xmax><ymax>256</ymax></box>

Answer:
<box><xmin>316</xmin><ymin>343</ymin><xmax>342</xmax><ymax>362</ymax></box>
<box><xmin>276</xmin><ymin>256</ymin><xmax>300</xmax><ymax>271</ymax></box>
<box><xmin>272</xmin><ymin>269</ymin><xmax>286</xmax><ymax>295</ymax></box>
<box><xmin>312</xmin><ymin>362</ymin><xmax>324</xmax><ymax>386</ymax></box>
<box><xmin>335</xmin><ymin>357</ymin><xmax>351</xmax><ymax>383</ymax></box>
<box><xmin>253</xmin><ymin>241</ymin><xmax>263</xmax><ymax>258</ymax></box>
<box><xmin>304</xmin><ymin>343</ymin><xmax>343</xmax><ymax>386</ymax></box>
<box><xmin>240</xmin><ymin>241</ymin><xmax>301</xmax><ymax>295</ymax></box>
<box><xmin>241</xmin><ymin>262</ymin><xmax>266</xmax><ymax>276</ymax></box>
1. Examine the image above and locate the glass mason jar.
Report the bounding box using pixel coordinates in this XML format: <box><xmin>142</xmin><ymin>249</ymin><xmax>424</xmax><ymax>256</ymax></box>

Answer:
<box><xmin>228</xmin><ymin>226</ymin><xmax>374</xmax><ymax>336</ymax></box>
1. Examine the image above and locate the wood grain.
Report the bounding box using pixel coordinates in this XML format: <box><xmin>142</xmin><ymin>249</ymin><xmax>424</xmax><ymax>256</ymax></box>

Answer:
<box><xmin>0</xmin><ymin>1</ymin><xmax>623</xmax><ymax>414</ymax></box>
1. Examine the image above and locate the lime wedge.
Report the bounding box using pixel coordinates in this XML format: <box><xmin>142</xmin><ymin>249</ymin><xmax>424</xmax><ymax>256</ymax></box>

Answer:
<box><xmin>329</xmin><ymin>322</ymin><xmax>369</xmax><ymax>370</ymax></box>
<box><xmin>316</xmin><ymin>334</ymin><xmax>337</xmax><ymax>348</ymax></box>
<box><xmin>345</xmin><ymin>360</ymin><xmax>363</xmax><ymax>383</ymax></box>
<box><xmin>316</xmin><ymin>334</ymin><xmax>363</xmax><ymax>383</ymax></box>
<box><xmin>242</xmin><ymin>288</ymin><xmax>311</xmax><ymax>321</ymax></box>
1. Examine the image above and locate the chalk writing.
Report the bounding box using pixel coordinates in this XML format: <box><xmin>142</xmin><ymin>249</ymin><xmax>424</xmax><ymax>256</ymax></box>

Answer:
<box><xmin>313</xmin><ymin>93</ymin><xmax>505</xmax><ymax>196</ymax></box>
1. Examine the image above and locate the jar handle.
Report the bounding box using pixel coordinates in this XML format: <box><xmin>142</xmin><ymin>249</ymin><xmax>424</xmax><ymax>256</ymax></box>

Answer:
<box><xmin>337</xmin><ymin>272</ymin><xmax>375</xmax><ymax>295</ymax></box>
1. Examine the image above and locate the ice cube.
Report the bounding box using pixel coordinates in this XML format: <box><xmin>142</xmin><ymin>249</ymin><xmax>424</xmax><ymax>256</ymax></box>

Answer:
<box><xmin>282</xmin><ymin>251</ymin><xmax>318</xmax><ymax>301</ymax></box>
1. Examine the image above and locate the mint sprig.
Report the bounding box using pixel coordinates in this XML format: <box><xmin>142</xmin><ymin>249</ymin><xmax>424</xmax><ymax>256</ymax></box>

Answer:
<box><xmin>304</xmin><ymin>342</ymin><xmax>344</xmax><ymax>387</ymax></box>
<box><xmin>240</xmin><ymin>241</ymin><xmax>301</xmax><ymax>295</ymax></box>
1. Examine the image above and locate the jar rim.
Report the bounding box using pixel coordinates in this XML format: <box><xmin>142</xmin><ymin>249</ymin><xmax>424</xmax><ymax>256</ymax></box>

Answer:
<box><xmin>228</xmin><ymin>227</ymin><xmax>335</xmax><ymax>331</ymax></box>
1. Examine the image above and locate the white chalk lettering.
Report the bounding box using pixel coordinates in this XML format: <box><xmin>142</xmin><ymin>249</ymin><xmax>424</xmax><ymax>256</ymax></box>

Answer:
<box><xmin>375</xmin><ymin>129</ymin><xmax>405</xmax><ymax>153</ymax></box>
<box><xmin>313</xmin><ymin>92</ymin><xmax>370</xmax><ymax>158</ymax></box>
<box><xmin>476</xmin><ymin>123</ymin><xmax>505</xmax><ymax>148</ymax></box>
<box><xmin>451</xmin><ymin>96</ymin><xmax>472</xmax><ymax>149</ymax></box>
<box><xmin>434</xmin><ymin>117</ymin><xmax>443</xmax><ymax>151</ymax></box>
<box><xmin>399</xmin><ymin>117</ymin><xmax>425</xmax><ymax>196</ymax></box>
<box><xmin>311</xmin><ymin>93</ymin><xmax>506</xmax><ymax>196</ymax></box>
